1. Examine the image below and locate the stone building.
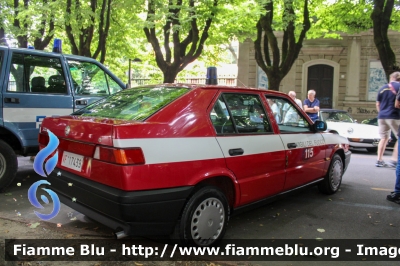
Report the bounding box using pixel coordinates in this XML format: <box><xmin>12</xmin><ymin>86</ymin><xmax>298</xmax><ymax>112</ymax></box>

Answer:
<box><xmin>237</xmin><ymin>29</ymin><xmax>400</xmax><ymax>121</ymax></box>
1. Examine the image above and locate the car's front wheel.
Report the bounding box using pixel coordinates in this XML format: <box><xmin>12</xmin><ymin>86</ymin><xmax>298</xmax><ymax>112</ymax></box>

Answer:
<box><xmin>172</xmin><ymin>186</ymin><xmax>229</xmax><ymax>247</ymax></box>
<box><xmin>318</xmin><ymin>154</ymin><xmax>343</xmax><ymax>195</ymax></box>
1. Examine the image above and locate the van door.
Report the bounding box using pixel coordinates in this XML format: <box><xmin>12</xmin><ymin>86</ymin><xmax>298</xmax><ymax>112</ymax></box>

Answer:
<box><xmin>65</xmin><ymin>58</ymin><xmax>125</xmax><ymax>111</ymax></box>
<box><xmin>2</xmin><ymin>51</ymin><xmax>74</xmax><ymax>153</ymax></box>
<box><xmin>0</xmin><ymin>47</ymin><xmax>7</xmax><ymax>127</ymax></box>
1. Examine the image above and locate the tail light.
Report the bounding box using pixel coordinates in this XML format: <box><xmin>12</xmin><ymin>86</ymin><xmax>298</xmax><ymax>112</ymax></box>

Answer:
<box><xmin>38</xmin><ymin>132</ymin><xmax>49</xmax><ymax>146</ymax></box>
<box><xmin>94</xmin><ymin>146</ymin><xmax>145</xmax><ymax>165</ymax></box>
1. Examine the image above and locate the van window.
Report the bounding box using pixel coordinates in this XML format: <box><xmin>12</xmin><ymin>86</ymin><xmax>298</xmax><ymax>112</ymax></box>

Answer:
<box><xmin>68</xmin><ymin>60</ymin><xmax>122</xmax><ymax>96</ymax></box>
<box><xmin>7</xmin><ymin>53</ymin><xmax>66</xmax><ymax>94</ymax></box>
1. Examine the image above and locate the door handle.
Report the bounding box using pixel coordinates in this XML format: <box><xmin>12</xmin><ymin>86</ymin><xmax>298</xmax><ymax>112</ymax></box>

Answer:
<box><xmin>287</xmin><ymin>143</ymin><xmax>297</xmax><ymax>149</ymax></box>
<box><xmin>4</xmin><ymin>97</ymin><xmax>20</xmax><ymax>103</ymax></box>
<box><xmin>229</xmin><ymin>148</ymin><xmax>244</xmax><ymax>156</ymax></box>
<box><xmin>75</xmin><ymin>100</ymin><xmax>88</xmax><ymax>105</ymax></box>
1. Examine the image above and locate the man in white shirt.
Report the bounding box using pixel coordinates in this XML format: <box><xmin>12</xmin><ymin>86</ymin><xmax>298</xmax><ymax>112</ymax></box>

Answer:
<box><xmin>282</xmin><ymin>91</ymin><xmax>302</xmax><ymax>123</ymax></box>
<box><xmin>289</xmin><ymin>91</ymin><xmax>302</xmax><ymax>109</ymax></box>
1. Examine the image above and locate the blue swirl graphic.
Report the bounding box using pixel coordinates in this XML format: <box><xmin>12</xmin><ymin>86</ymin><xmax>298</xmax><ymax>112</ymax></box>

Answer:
<box><xmin>30</xmin><ymin>130</ymin><xmax>61</xmax><ymax>220</ymax></box>
<box><xmin>34</xmin><ymin>130</ymin><xmax>59</xmax><ymax>177</ymax></box>
<box><xmin>28</xmin><ymin>180</ymin><xmax>60</xmax><ymax>221</ymax></box>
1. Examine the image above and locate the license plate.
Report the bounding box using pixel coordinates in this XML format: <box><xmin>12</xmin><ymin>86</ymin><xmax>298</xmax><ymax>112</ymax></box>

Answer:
<box><xmin>61</xmin><ymin>151</ymin><xmax>84</xmax><ymax>172</ymax></box>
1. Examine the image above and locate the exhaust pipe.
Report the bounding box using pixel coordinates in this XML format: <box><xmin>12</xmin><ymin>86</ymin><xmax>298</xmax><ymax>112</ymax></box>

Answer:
<box><xmin>114</xmin><ymin>230</ymin><xmax>128</xmax><ymax>239</ymax></box>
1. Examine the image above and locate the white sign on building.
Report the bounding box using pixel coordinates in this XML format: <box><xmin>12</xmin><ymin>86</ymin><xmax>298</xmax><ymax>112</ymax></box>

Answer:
<box><xmin>368</xmin><ymin>60</ymin><xmax>387</xmax><ymax>101</ymax></box>
<box><xmin>257</xmin><ymin>66</ymin><xmax>268</xmax><ymax>90</ymax></box>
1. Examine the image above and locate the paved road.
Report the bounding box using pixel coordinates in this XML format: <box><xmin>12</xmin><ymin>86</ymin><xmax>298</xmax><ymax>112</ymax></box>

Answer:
<box><xmin>226</xmin><ymin>148</ymin><xmax>400</xmax><ymax>240</ymax></box>
<box><xmin>1</xmin><ymin>149</ymin><xmax>400</xmax><ymax>265</ymax></box>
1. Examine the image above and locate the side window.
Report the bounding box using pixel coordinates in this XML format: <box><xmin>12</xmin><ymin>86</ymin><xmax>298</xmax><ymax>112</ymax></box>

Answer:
<box><xmin>7</xmin><ymin>53</ymin><xmax>66</xmax><ymax>94</ymax></box>
<box><xmin>210</xmin><ymin>93</ymin><xmax>272</xmax><ymax>134</ymax></box>
<box><xmin>210</xmin><ymin>96</ymin><xmax>235</xmax><ymax>134</ymax></box>
<box><xmin>266</xmin><ymin>96</ymin><xmax>311</xmax><ymax>133</ymax></box>
<box><xmin>68</xmin><ymin>60</ymin><xmax>122</xmax><ymax>96</ymax></box>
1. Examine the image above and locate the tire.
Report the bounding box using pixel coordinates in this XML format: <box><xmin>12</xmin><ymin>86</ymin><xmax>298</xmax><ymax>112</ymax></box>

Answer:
<box><xmin>0</xmin><ymin>140</ymin><xmax>18</xmax><ymax>192</ymax></box>
<box><xmin>366</xmin><ymin>147</ymin><xmax>377</xmax><ymax>153</ymax></box>
<box><xmin>171</xmin><ymin>186</ymin><xmax>229</xmax><ymax>247</ymax></box>
<box><xmin>318</xmin><ymin>154</ymin><xmax>343</xmax><ymax>195</ymax></box>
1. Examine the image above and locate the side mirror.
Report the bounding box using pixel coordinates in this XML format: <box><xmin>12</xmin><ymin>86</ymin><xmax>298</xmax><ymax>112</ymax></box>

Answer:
<box><xmin>312</xmin><ymin>120</ymin><xmax>327</xmax><ymax>132</ymax></box>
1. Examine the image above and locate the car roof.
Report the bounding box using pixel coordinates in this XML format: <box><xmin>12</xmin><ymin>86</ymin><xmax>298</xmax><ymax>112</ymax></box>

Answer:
<box><xmin>135</xmin><ymin>83</ymin><xmax>290</xmax><ymax>97</ymax></box>
<box><xmin>0</xmin><ymin>45</ymin><xmax>104</xmax><ymax>63</ymax></box>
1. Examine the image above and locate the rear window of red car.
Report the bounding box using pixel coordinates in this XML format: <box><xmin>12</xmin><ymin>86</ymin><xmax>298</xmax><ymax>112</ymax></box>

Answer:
<box><xmin>74</xmin><ymin>86</ymin><xmax>188</xmax><ymax>120</ymax></box>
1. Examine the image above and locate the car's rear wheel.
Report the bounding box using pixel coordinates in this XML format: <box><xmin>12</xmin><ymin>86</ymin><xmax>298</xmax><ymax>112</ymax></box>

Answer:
<box><xmin>0</xmin><ymin>140</ymin><xmax>18</xmax><ymax>192</ymax></box>
<box><xmin>318</xmin><ymin>154</ymin><xmax>343</xmax><ymax>195</ymax></box>
<box><xmin>366</xmin><ymin>147</ymin><xmax>377</xmax><ymax>153</ymax></box>
<box><xmin>172</xmin><ymin>186</ymin><xmax>229</xmax><ymax>247</ymax></box>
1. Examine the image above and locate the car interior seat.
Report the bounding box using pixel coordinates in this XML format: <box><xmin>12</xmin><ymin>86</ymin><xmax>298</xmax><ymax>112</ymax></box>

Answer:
<box><xmin>47</xmin><ymin>75</ymin><xmax>66</xmax><ymax>93</ymax></box>
<box><xmin>31</xmin><ymin>76</ymin><xmax>47</xmax><ymax>93</ymax></box>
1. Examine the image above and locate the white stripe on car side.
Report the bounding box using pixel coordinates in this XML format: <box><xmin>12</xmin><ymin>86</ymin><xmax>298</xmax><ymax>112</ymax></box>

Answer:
<box><xmin>114</xmin><ymin>134</ymin><xmax>318</xmax><ymax>164</ymax></box>
<box><xmin>215</xmin><ymin>135</ymin><xmax>284</xmax><ymax>157</ymax></box>
<box><xmin>114</xmin><ymin>133</ymin><xmax>344</xmax><ymax>165</ymax></box>
<box><xmin>3</xmin><ymin>108</ymin><xmax>72</xmax><ymax>122</ymax></box>
<box><xmin>321</xmin><ymin>132</ymin><xmax>349</xmax><ymax>145</ymax></box>
<box><xmin>279</xmin><ymin>133</ymin><xmax>325</xmax><ymax>149</ymax></box>
<box><xmin>114</xmin><ymin>137</ymin><xmax>225</xmax><ymax>164</ymax></box>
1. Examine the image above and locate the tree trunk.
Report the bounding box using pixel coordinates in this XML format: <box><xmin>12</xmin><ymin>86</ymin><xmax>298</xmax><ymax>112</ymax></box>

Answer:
<box><xmin>8</xmin><ymin>0</ymin><xmax>55</xmax><ymax>50</ymax></box>
<box><xmin>0</xmin><ymin>27</ymin><xmax>6</xmax><ymax>46</ymax></box>
<box><xmin>163</xmin><ymin>68</ymin><xmax>179</xmax><ymax>83</ymax></box>
<box><xmin>371</xmin><ymin>0</ymin><xmax>399</xmax><ymax>80</ymax></box>
<box><xmin>65</xmin><ymin>0</ymin><xmax>111</xmax><ymax>63</ymax></box>
<box><xmin>254</xmin><ymin>0</ymin><xmax>310</xmax><ymax>91</ymax></box>
<box><xmin>144</xmin><ymin>0</ymin><xmax>218</xmax><ymax>83</ymax></box>
<box><xmin>268</xmin><ymin>74</ymin><xmax>284</xmax><ymax>91</ymax></box>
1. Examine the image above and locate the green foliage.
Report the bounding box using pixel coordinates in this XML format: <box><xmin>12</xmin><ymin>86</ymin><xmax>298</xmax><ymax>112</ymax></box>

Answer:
<box><xmin>308</xmin><ymin>0</ymin><xmax>400</xmax><ymax>39</ymax></box>
<box><xmin>0</xmin><ymin>0</ymin><xmax>61</xmax><ymax>48</ymax></box>
<box><xmin>5</xmin><ymin>0</ymin><xmax>400</xmax><ymax>85</ymax></box>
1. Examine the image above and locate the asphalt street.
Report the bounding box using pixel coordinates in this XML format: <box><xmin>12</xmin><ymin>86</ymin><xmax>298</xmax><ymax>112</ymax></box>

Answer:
<box><xmin>1</xmin><ymin>148</ymin><xmax>400</xmax><ymax>265</ymax></box>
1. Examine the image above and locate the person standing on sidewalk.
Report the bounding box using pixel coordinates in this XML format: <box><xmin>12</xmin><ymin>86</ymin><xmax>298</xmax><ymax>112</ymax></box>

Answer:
<box><xmin>387</xmin><ymin>87</ymin><xmax>400</xmax><ymax>203</ymax></box>
<box><xmin>289</xmin><ymin>91</ymin><xmax>303</xmax><ymax>109</ymax></box>
<box><xmin>375</xmin><ymin>72</ymin><xmax>400</xmax><ymax>167</ymax></box>
<box><xmin>303</xmin><ymin>90</ymin><xmax>320</xmax><ymax>122</ymax></box>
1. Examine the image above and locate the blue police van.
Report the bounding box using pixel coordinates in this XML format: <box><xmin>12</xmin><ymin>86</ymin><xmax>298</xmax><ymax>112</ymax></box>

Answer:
<box><xmin>0</xmin><ymin>44</ymin><xmax>126</xmax><ymax>191</ymax></box>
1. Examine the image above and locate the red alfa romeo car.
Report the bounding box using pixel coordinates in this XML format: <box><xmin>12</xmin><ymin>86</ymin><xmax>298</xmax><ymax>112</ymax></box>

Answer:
<box><xmin>39</xmin><ymin>84</ymin><xmax>351</xmax><ymax>246</ymax></box>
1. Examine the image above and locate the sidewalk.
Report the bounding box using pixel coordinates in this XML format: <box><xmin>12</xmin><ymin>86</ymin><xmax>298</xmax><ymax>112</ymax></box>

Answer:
<box><xmin>0</xmin><ymin>217</ymin><xmax>216</xmax><ymax>266</ymax></box>
<box><xmin>3</xmin><ymin>158</ymin><xmax>221</xmax><ymax>266</ymax></box>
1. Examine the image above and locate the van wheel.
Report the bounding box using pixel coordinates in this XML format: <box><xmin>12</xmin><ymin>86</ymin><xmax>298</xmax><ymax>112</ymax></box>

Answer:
<box><xmin>172</xmin><ymin>186</ymin><xmax>229</xmax><ymax>247</ymax></box>
<box><xmin>0</xmin><ymin>140</ymin><xmax>18</xmax><ymax>192</ymax></box>
<box><xmin>318</xmin><ymin>154</ymin><xmax>343</xmax><ymax>195</ymax></box>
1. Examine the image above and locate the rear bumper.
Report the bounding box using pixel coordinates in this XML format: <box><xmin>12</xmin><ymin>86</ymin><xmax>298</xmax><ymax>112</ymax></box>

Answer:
<box><xmin>47</xmin><ymin>168</ymin><xmax>194</xmax><ymax>236</ymax></box>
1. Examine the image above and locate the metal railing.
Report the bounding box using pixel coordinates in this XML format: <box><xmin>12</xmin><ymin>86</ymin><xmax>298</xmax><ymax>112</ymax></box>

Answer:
<box><xmin>131</xmin><ymin>76</ymin><xmax>237</xmax><ymax>86</ymax></box>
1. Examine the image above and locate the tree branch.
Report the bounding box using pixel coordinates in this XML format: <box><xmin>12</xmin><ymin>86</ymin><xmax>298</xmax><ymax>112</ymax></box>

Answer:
<box><xmin>144</xmin><ymin>0</ymin><xmax>167</xmax><ymax>71</ymax></box>
<box><xmin>65</xmin><ymin>0</ymin><xmax>79</xmax><ymax>54</ymax></box>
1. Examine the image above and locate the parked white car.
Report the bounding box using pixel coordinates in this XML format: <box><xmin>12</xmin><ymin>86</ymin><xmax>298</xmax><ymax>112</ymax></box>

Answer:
<box><xmin>319</xmin><ymin>109</ymin><xmax>380</xmax><ymax>153</ymax></box>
